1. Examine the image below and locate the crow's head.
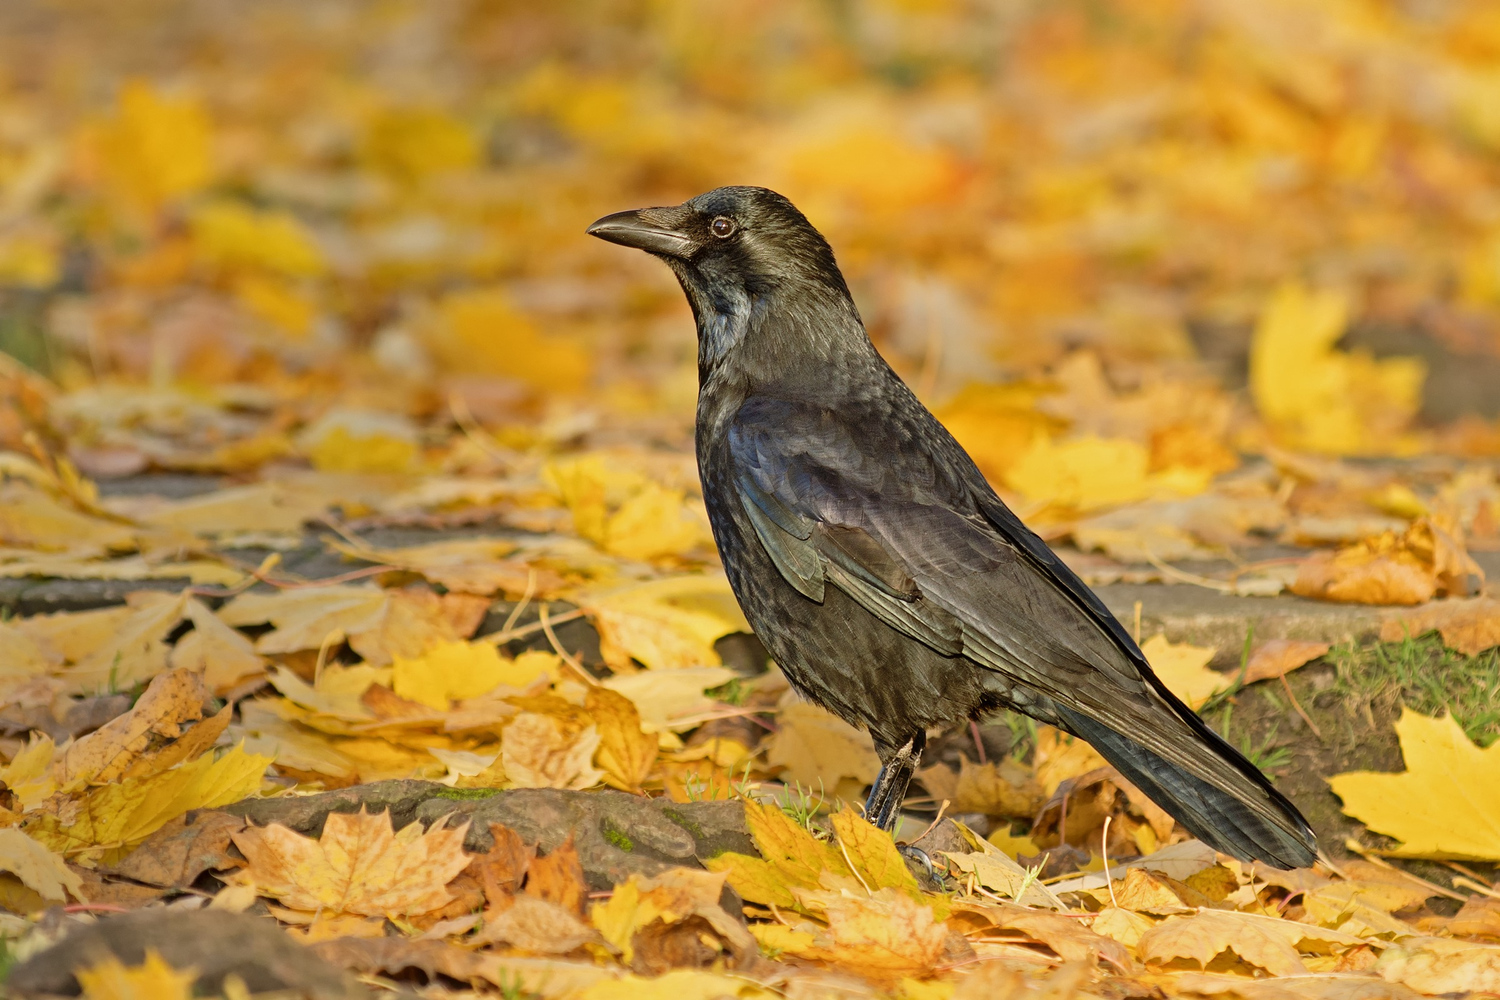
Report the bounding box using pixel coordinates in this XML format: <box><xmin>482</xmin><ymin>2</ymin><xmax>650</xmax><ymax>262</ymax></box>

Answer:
<box><xmin>588</xmin><ymin>186</ymin><xmax>859</xmax><ymax>368</ymax></box>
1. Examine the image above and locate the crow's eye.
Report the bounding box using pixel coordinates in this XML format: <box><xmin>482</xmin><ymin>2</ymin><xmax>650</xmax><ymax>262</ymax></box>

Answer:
<box><xmin>710</xmin><ymin>217</ymin><xmax>735</xmax><ymax>238</ymax></box>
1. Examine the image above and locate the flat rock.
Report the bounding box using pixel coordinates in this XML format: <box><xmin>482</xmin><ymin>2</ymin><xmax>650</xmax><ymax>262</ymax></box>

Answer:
<box><xmin>5</xmin><ymin>908</ymin><xmax>365</xmax><ymax>999</ymax></box>
<box><xmin>224</xmin><ymin>782</ymin><xmax>753</xmax><ymax>889</ymax></box>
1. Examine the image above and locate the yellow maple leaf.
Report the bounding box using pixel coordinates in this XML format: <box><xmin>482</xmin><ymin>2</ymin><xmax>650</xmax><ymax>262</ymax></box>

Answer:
<box><xmin>765</xmin><ymin>700</ymin><xmax>881</xmax><ymax>790</ymax></box>
<box><xmin>579</xmin><ymin>969</ymin><xmax>776</xmax><ymax>1000</ymax></box>
<box><xmin>54</xmin><ymin>667</ymin><xmax>211</xmax><ymax>784</ymax></box>
<box><xmin>304</xmin><ymin>424</ymin><xmax>420</xmax><ymax>475</ymax></box>
<box><xmin>705</xmin><ymin>799</ymin><xmax>854</xmax><ymax>909</ymax></box>
<box><xmin>1330</xmin><ymin>709</ymin><xmax>1500</xmax><ymax>860</ymax></box>
<box><xmin>77</xmin><ymin>80</ymin><xmax>212</xmax><ymax>211</ymax></box>
<box><xmin>232</xmin><ymin>808</ymin><xmax>472</xmax><ymax>917</ymax></box>
<box><xmin>392</xmin><ymin>640</ymin><xmax>545</xmax><ymax>710</ymax></box>
<box><xmin>753</xmin><ymin>888</ymin><xmax>948</xmax><ymax>980</ymax></box>
<box><xmin>27</xmin><ymin>745</ymin><xmax>270</xmax><ymax>863</ymax></box>
<box><xmin>76</xmin><ymin>949</ymin><xmax>196</xmax><ymax>1000</ymax></box>
<box><xmin>0</xmin><ymin>734</ymin><xmax>58</xmax><ymax>811</ymax></box>
<box><xmin>1004</xmin><ymin>435</ymin><xmax>1210</xmax><ymax>512</ymax></box>
<box><xmin>1140</xmin><ymin>634</ymin><xmax>1227</xmax><ymax>710</ymax></box>
<box><xmin>360</xmin><ymin>107</ymin><xmax>479</xmax><ymax>182</ymax></box>
<box><xmin>830</xmin><ymin>808</ymin><xmax>920</xmax><ymax>894</ymax></box>
<box><xmin>190</xmin><ymin>199</ymin><xmax>326</xmax><ymax>277</ymax></box>
<box><xmin>428</xmin><ymin>288</ymin><xmax>590</xmax><ymax>391</ymax></box>
<box><xmin>1250</xmin><ymin>282</ymin><xmax>1426</xmax><ymax>455</ymax></box>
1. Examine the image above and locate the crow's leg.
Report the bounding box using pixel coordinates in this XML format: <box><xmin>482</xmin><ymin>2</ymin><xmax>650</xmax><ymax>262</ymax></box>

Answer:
<box><xmin>863</xmin><ymin>731</ymin><xmax>926</xmax><ymax>832</ymax></box>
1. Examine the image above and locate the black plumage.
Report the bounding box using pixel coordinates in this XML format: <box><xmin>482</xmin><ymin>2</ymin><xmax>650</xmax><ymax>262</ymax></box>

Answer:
<box><xmin>588</xmin><ymin>186</ymin><xmax>1318</xmax><ymax>869</ymax></box>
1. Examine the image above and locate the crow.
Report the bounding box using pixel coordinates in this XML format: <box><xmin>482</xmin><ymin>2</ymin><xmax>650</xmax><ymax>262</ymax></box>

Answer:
<box><xmin>588</xmin><ymin>186</ymin><xmax>1318</xmax><ymax>869</ymax></box>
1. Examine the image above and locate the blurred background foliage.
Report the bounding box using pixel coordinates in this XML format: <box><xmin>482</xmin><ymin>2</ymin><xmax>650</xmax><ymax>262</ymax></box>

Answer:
<box><xmin>1</xmin><ymin>0</ymin><xmax>1499</xmax><ymax>482</ymax></box>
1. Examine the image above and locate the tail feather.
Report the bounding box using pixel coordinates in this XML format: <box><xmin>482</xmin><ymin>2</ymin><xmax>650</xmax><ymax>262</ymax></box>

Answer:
<box><xmin>1055</xmin><ymin>706</ymin><xmax>1317</xmax><ymax>870</ymax></box>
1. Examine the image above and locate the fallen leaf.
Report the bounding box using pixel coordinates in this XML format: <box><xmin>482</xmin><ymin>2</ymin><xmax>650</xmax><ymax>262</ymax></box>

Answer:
<box><xmin>754</xmin><ymin>887</ymin><xmax>948</xmax><ymax>980</ymax></box>
<box><xmin>1376</xmin><ymin>936</ymin><xmax>1500</xmax><ymax>995</ymax></box>
<box><xmin>75</xmin><ymin>948</ymin><xmax>197</xmax><ymax>1000</ymax></box>
<box><xmin>27</xmin><ymin>745</ymin><xmax>270</xmax><ymax>863</ymax></box>
<box><xmin>232</xmin><ymin>808</ymin><xmax>472</xmax><ymax>917</ymax></box>
<box><xmin>765</xmin><ymin>699</ymin><xmax>881</xmax><ymax>790</ymax></box>
<box><xmin>501</xmin><ymin>712</ymin><xmax>604</xmax><ymax>790</ymax></box>
<box><xmin>392</xmin><ymin>639</ymin><xmax>542</xmax><ymax>709</ymax></box>
<box><xmin>329</xmin><ymin>536</ymin><xmax>543</xmax><ymax>596</ymax></box>
<box><xmin>1244</xmin><ymin>639</ymin><xmax>1332</xmax><ymax>685</ymax></box>
<box><xmin>219</xmin><ymin>585</ymin><xmax>388</xmax><ymax>654</ymax></box>
<box><xmin>1141</xmin><ymin>634</ymin><xmax>1227</xmax><ymax>709</ymax></box>
<box><xmin>1329</xmin><ymin>709</ymin><xmax>1500</xmax><ymax>860</ymax></box>
<box><xmin>585</xmin><ymin>575</ymin><xmax>747</xmax><ymax>670</ymax></box>
<box><xmin>168</xmin><ymin>598</ymin><xmax>266</xmax><ymax>692</ymax></box>
<box><xmin>476</xmin><ymin>891</ymin><xmax>601</xmax><ymax>954</ymax></box>
<box><xmin>587</xmin><ymin>686</ymin><xmax>658</xmax><ymax>791</ymax></box>
<box><xmin>1140</xmin><ymin>909</ymin><xmax>1374</xmax><ymax>976</ymax></box>
<box><xmin>705</xmin><ymin>798</ymin><xmax>853</xmax><ymax>910</ymax></box>
<box><xmin>1292</xmin><ymin>518</ymin><xmax>1482</xmax><ymax>606</ymax></box>
<box><xmin>0</xmin><ymin>827</ymin><xmax>81</xmax><ymax>902</ymax></box>
<box><xmin>830</xmin><ymin>808</ymin><xmax>920</xmax><ymax>894</ymax></box>
<box><xmin>600</xmin><ymin>666</ymin><xmax>738</xmax><ymax>732</ymax></box>
<box><xmin>579</xmin><ymin>968</ymin><xmax>774</xmax><ymax>1000</ymax></box>
<box><xmin>1380</xmin><ymin>597</ymin><xmax>1500</xmax><ymax>656</ymax></box>
<box><xmin>54</xmin><ymin>668</ymin><xmax>209</xmax><ymax>784</ymax></box>
<box><xmin>99</xmin><ymin>810</ymin><xmax>246</xmax><ymax>889</ymax></box>
<box><xmin>60</xmin><ymin>591</ymin><xmax>189</xmax><ymax>691</ymax></box>
<box><xmin>467</xmin><ymin>822</ymin><xmax>534</xmax><ymax>903</ymax></box>
<box><xmin>526</xmin><ymin>834</ymin><xmax>587</xmax><ymax>917</ymax></box>
<box><xmin>346</xmin><ymin>587</ymin><xmax>491</xmax><ymax>665</ymax></box>
<box><xmin>1032</xmin><ymin>726</ymin><xmax>1109</xmax><ymax>797</ymax></box>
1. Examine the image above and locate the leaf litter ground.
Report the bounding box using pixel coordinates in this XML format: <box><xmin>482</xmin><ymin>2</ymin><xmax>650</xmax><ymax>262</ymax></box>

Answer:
<box><xmin>1</xmin><ymin>1</ymin><xmax>1500</xmax><ymax>998</ymax></box>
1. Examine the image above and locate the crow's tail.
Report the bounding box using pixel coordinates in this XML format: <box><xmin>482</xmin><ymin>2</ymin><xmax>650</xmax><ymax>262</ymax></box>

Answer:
<box><xmin>1054</xmin><ymin>705</ymin><xmax>1318</xmax><ymax>870</ymax></box>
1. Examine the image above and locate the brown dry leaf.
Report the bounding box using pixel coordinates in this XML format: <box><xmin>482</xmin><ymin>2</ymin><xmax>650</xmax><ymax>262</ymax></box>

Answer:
<box><xmin>1292</xmin><ymin>517</ymin><xmax>1483</xmax><ymax>606</ymax></box>
<box><xmin>589</xmin><ymin>868</ymin><xmax>760</xmax><ymax>973</ymax></box>
<box><xmin>311</xmin><ymin>937</ymin><xmax>619</xmax><ymax>996</ymax></box>
<box><xmin>952</xmin><ymin>756</ymin><xmax>1045</xmax><ymax>817</ymax></box>
<box><xmin>1107</xmin><ymin>867</ymin><xmax>1206</xmax><ymax>915</ymax></box>
<box><xmin>586</xmin><ymin>686</ymin><xmax>658</xmax><ymax>792</ymax></box>
<box><xmin>467</xmin><ymin>822</ymin><xmax>534</xmax><ymax>903</ymax></box>
<box><xmin>231</xmin><ymin>808</ymin><xmax>472</xmax><ymax>917</ymax></box>
<box><xmin>977</xmin><ymin>900</ymin><xmax>1132</xmax><ymax>969</ymax></box>
<box><xmin>53</xmin><ymin>667</ymin><xmax>208</xmax><ymax>784</ymax></box>
<box><xmin>526</xmin><ymin>834</ymin><xmax>587</xmax><ymax>918</ymax></box>
<box><xmin>501</xmin><ymin>712</ymin><xmax>604</xmax><ymax>790</ymax></box>
<box><xmin>476</xmin><ymin>891</ymin><xmax>602</xmax><ymax>954</ymax></box>
<box><xmin>1380</xmin><ymin>597</ymin><xmax>1500</xmax><ymax>656</ymax></box>
<box><xmin>99</xmin><ymin>810</ymin><xmax>245</xmax><ymax>889</ymax></box>
<box><xmin>168</xmin><ymin>598</ymin><xmax>266</xmax><ymax>693</ymax></box>
<box><xmin>1243</xmin><ymin>639</ymin><xmax>1332</xmax><ymax>685</ymax></box>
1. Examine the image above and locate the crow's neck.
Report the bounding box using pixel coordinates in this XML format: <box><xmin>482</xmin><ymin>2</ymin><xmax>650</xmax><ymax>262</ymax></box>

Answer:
<box><xmin>693</xmin><ymin>282</ymin><xmax>881</xmax><ymax>400</ymax></box>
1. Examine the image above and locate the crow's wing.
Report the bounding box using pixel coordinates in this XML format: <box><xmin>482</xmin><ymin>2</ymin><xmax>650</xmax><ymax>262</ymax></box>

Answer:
<box><xmin>728</xmin><ymin>396</ymin><xmax>1300</xmax><ymax>818</ymax></box>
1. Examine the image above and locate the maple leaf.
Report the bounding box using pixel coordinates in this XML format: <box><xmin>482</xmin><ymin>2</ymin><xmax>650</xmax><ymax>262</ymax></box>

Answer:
<box><xmin>232</xmin><ymin>808</ymin><xmax>472</xmax><ymax>917</ymax></box>
<box><xmin>753</xmin><ymin>888</ymin><xmax>949</xmax><ymax>980</ymax></box>
<box><xmin>1138</xmin><ymin>908</ymin><xmax>1372</xmax><ymax>976</ymax></box>
<box><xmin>75</xmin><ymin>948</ymin><xmax>197</xmax><ymax>1000</ymax></box>
<box><xmin>77</xmin><ymin>80</ymin><xmax>213</xmax><ymax>212</ymax></box>
<box><xmin>766</xmin><ymin>701</ymin><xmax>881</xmax><ymax>791</ymax></box>
<box><xmin>705</xmin><ymin>798</ymin><xmax>853</xmax><ymax>909</ymax></box>
<box><xmin>53</xmin><ymin>667</ymin><xmax>213</xmax><ymax>785</ymax></box>
<box><xmin>1329</xmin><ymin>709</ymin><xmax>1500</xmax><ymax>860</ymax></box>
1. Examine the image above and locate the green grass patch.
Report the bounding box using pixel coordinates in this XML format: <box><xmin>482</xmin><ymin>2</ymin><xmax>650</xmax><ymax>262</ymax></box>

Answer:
<box><xmin>1329</xmin><ymin>633</ymin><xmax>1500</xmax><ymax>747</ymax></box>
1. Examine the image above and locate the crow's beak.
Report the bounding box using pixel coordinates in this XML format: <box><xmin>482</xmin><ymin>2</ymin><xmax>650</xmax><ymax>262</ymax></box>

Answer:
<box><xmin>586</xmin><ymin>208</ymin><xmax>696</xmax><ymax>259</ymax></box>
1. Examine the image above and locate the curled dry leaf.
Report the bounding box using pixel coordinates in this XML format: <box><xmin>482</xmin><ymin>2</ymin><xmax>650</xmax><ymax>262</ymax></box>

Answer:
<box><xmin>751</xmin><ymin>887</ymin><xmax>950</xmax><ymax>980</ymax></box>
<box><xmin>53</xmin><ymin>667</ymin><xmax>209</xmax><ymax>784</ymax></box>
<box><xmin>1380</xmin><ymin>597</ymin><xmax>1500</xmax><ymax>657</ymax></box>
<box><xmin>1139</xmin><ymin>909</ymin><xmax>1373</xmax><ymax>977</ymax></box>
<box><xmin>1292</xmin><ymin>517</ymin><xmax>1483</xmax><ymax>606</ymax></box>
<box><xmin>232</xmin><ymin>808</ymin><xmax>473</xmax><ymax>918</ymax></box>
<box><xmin>0</xmin><ymin>827</ymin><xmax>82</xmax><ymax>902</ymax></box>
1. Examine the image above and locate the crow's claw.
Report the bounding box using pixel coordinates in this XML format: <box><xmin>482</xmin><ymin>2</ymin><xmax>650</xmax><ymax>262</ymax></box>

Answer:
<box><xmin>897</xmin><ymin>844</ymin><xmax>936</xmax><ymax>881</ymax></box>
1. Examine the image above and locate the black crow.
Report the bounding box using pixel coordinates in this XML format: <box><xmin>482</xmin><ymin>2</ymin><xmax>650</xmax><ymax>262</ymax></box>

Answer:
<box><xmin>587</xmin><ymin>186</ymin><xmax>1317</xmax><ymax>869</ymax></box>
